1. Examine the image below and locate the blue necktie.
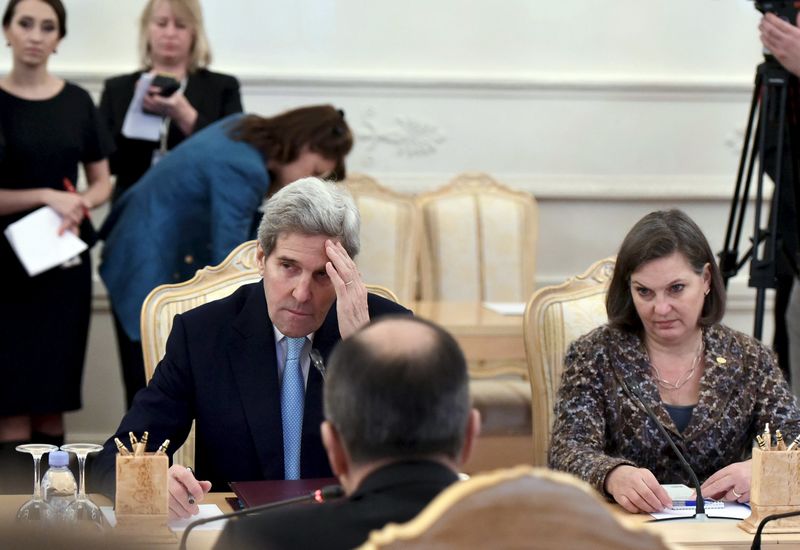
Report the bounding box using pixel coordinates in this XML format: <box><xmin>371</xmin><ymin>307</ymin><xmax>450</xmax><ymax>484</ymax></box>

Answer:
<box><xmin>281</xmin><ymin>337</ymin><xmax>306</xmax><ymax>480</ymax></box>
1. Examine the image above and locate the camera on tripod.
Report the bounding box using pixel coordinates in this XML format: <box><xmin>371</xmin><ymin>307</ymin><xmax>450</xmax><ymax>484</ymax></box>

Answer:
<box><xmin>754</xmin><ymin>1</ymin><xmax>800</xmax><ymax>23</ymax></box>
<box><xmin>720</xmin><ymin>0</ymin><xmax>800</xmax><ymax>340</ymax></box>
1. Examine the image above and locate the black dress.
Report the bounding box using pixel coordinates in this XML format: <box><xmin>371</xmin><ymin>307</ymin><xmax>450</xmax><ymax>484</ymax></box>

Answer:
<box><xmin>0</xmin><ymin>82</ymin><xmax>113</xmax><ymax>415</ymax></box>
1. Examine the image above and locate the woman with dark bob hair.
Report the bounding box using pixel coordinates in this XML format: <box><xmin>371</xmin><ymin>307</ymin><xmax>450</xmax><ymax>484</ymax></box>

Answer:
<box><xmin>549</xmin><ymin>209</ymin><xmax>800</xmax><ymax>514</ymax></box>
<box><xmin>100</xmin><ymin>105</ymin><xmax>352</xmax><ymax>408</ymax></box>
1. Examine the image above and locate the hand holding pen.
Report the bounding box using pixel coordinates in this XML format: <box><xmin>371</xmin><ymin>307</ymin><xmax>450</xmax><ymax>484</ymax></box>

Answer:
<box><xmin>62</xmin><ymin>178</ymin><xmax>91</xmax><ymax>219</ymax></box>
<box><xmin>43</xmin><ymin>177</ymin><xmax>90</xmax><ymax>235</ymax></box>
<box><xmin>167</xmin><ymin>464</ymin><xmax>212</xmax><ymax>520</ymax></box>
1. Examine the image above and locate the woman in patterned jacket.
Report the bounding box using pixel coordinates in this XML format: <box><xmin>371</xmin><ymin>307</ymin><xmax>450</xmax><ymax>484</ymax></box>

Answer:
<box><xmin>549</xmin><ymin>209</ymin><xmax>800</xmax><ymax>514</ymax></box>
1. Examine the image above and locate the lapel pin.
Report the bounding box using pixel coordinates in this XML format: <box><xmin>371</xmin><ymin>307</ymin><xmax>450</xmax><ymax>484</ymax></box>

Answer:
<box><xmin>716</xmin><ymin>357</ymin><xmax>727</xmax><ymax>364</ymax></box>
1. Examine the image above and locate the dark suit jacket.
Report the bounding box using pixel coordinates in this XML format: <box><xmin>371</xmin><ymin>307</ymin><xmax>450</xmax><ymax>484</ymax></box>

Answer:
<box><xmin>90</xmin><ymin>282</ymin><xmax>410</xmax><ymax>496</ymax></box>
<box><xmin>215</xmin><ymin>460</ymin><xmax>459</xmax><ymax>550</ymax></box>
<box><xmin>98</xmin><ymin>68</ymin><xmax>242</xmax><ymax>201</ymax></box>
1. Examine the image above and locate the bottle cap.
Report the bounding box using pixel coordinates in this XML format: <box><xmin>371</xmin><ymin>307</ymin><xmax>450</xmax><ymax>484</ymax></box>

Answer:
<box><xmin>49</xmin><ymin>450</ymin><xmax>69</xmax><ymax>467</ymax></box>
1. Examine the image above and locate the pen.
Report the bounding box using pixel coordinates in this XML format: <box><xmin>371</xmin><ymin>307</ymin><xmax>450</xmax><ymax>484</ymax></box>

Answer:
<box><xmin>114</xmin><ymin>437</ymin><xmax>131</xmax><ymax>456</ymax></box>
<box><xmin>186</xmin><ymin>465</ymin><xmax>196</xmax><ymax>505</ymax></box>
<box><xmin>671</xmin><ymin>500</ymin><xmax>714</xmax><ymax>507</ymax></box>
<box><xmin>777</xmin><ymin>429</ymin><xmax>787</xmax><ymax>451</ymax></box>
<box><xmin>63</xmin><ymin>178</ymin><xmax>90</xmax><ymax>220</ymax></box>
<box><xmin>135</xmin><ymin>431</ymin><xmax>149</xmax><ymax>456</ymax></box>
<box><xmin>154</xmin><ymin>439</ymin><xmax>170</xmax><ymax>456</ymax></box>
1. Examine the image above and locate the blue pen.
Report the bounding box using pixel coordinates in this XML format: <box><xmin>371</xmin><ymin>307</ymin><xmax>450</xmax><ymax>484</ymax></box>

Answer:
<box><xmin>671</xmin><ymin>499</ymin><xmax>724</xmax><ymax>508</ymax></box>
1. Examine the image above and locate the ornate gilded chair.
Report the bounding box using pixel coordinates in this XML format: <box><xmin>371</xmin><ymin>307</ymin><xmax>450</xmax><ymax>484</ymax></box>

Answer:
<box><xmin>416</xmin><ymin>172</ymin><xmax>538</xmax><ymax>302</ymax></box>
<box><xmin>140</xmin><ymin>239</ymin><xmax>398</xmax><ymax>469</ymax></box>
<box><xmin>343</xmin><ymin>174</ymin><xmax>421</xmax><ymax>304</ymax></box>
<box><xmin>359</xmin><ymin>466</ymin><xmax>673</xmax><ymax>550</ymax></box>
<box><xmin>524</xmin><ymin>257</ymin><xmax>615</xmax><ymax>467</ymax></box>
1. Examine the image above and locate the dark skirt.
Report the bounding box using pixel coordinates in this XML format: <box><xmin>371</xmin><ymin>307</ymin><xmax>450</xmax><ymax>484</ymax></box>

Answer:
<box><xmin>0</xmin><ymin>242</ymin><xmax>91</xmax><ymax>416</ymax></box>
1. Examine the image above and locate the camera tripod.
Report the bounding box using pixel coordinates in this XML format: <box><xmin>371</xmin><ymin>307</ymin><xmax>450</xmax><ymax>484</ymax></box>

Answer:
<box><xmin>719</xmin><ymin>57</ymin><xmax>800</xmax><ymax>341</ymax></box>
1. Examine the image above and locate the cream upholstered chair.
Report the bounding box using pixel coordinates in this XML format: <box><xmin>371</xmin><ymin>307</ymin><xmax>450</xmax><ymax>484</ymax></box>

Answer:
<box><xmin>524</xmin><ymin>257</ymin><xmax>615</xmax><ymax>467</ymax></box>
<box><xmin>140</xmin><ymin>239</ymin><xmax>399</xmax><ymax>469</ymax></box>
<box><xmin>343</xmin><ymin>174</ymin><xmax>421</xmax><ymax>305</ymax></box>
<box><xmin>415</xmin><ymin>174</ymin><xmax>539</xmax><ymax>470</ymax></box>
<box><xmin>359</xmin><ymin>466</ymin><xmax>674</xmax><ymax>550</ymax></box>
<box><xmin>416</xmin><ymin>172</ymin><xmax>538</xmax><ymax>302</ymax></box>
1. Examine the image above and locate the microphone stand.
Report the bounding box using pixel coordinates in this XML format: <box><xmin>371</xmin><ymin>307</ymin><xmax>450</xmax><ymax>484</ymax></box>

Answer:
<box><xmin>620</xmin><ymin>379</ymin><xmax>711</xmax><ymax>521</ymax></box>
<box><xmin>178</xmin><ymin>484</ymin><xmax>344</xmax><ymax>550</ymax></box>
<box><xmin>751</xmin><ymin>510</ymin><xmax>800</xmax><ymax>549</ymax></box>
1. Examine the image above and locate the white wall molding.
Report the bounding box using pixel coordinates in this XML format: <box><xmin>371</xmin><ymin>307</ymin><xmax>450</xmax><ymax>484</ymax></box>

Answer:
<box><xmin>364</xmin><ymin>173</ymin><xmax>760</xmax><ymax>201</ymax></box>
<box><xmin>63</xmin><ymin>69</ymin><xmax>757</xmax><ymax>98</ymax></box>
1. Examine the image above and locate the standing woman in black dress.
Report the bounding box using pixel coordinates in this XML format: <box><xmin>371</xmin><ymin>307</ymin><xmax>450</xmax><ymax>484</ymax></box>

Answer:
<box><xmin>0</xmin><ymin>0</ymin><xmax>113</xmax><ymax>491</ymax></box>
<box><xmin>98</xmin><ymin>0</ymin><xmax>242</xmax><ymax>408</ymax></box>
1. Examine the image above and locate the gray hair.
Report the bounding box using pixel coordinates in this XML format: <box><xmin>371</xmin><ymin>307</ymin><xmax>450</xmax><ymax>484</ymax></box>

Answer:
<box><xmin>257</xmin><ymin>177</ymin><xmax>360</xmax><ymax>258</ymax></box>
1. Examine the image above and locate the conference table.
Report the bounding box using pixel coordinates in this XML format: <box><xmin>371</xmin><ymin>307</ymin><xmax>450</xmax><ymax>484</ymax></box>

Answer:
<box><xmin>4</xmin><ymin>492</ymin><xmax>800</xmax><ymax>548</ymax></box>
<box><xmin>411</xmin><ymin>301</ymin><xmax>526</xmax><ymax>377</ymax></box>
<box><xmin>614</xmin><ymin>507</ymin><xmax>800</xmax><ymax>548</ymax></box>
<box><xmin>0</xmin><ymin>493</ymin><xmax>228</xmax><ymax>549</ymax></box>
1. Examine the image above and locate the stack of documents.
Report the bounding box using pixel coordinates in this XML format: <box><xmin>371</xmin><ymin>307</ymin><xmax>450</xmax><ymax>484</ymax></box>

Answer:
<box><xmin>649</xmin><ymin>484</ymin><xmax>751</xmax><ymax>520</ymax></box>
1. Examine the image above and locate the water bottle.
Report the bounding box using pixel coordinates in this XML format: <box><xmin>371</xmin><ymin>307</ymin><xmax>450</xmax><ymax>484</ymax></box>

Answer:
<box><xmin>41</xmin><ymin>450</ymin><xmax>76</xmax><ymax>523</ymax></box>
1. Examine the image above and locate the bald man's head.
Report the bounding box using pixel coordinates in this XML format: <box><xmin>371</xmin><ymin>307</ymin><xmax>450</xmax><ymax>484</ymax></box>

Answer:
<box><xmin>324</xmin><ymin>316</ymin><xmax>470</xmax><ymax>464</ymax></box>
<box><xmin>355</xmin><ymin>316</ymin><xmax>438</xmax><ymax>360</ymax></box>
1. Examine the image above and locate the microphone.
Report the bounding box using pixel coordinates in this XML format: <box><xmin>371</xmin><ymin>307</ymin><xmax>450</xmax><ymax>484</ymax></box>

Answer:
<box><xmin>178</xmin><ymin>484</ymin><xmax>344</xmax><ymax>550</ymax></box>
<box><xmin>310</xmin><ymin>348</ymin><xmax>326</xmax><ymax>379</ymax></box>
<box><xmin>617</xmin><ymin>378</ymin><xmax>708</xmax><ymax>520</ymax></box>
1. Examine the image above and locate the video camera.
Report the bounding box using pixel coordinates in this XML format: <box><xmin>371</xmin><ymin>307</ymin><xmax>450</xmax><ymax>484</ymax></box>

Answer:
<box><xmin>754</xmin><ymin>0</ymin><xmax>800</xmax><ymax>23</ymax></box>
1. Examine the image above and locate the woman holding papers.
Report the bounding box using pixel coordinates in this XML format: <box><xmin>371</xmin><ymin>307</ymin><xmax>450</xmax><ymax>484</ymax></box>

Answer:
<box><xmin>100</xmin><ymin>104</ymin><xmax>352</xmax><ymax>409</ymax></box>
<box><xmin>98</xmin><ymin>0</ymin><xmax>242</xmax><ymax>203</ymax></box>
<box><xmin>549</xmin><ymin>210</ymin><xmax>800</xmax><ymax>514</ymax></box>
<box><xmin>99</xmin><ymin>0</ymin><xmax>239</xmax><ymax>410</ymax></box>
<box><xmin>0</xmin><ymin>0</ymin><xmax>113</xmax><ymax>490</ymax></box>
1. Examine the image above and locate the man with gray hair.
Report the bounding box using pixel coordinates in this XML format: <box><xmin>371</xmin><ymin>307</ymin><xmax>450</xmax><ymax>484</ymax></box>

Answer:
<box><xmin>216</xmin><ymin>316</ymin><xmax>480</xmax><ymax>550</ymax></box>
<box><xmin>91</xmin><ymin>178</ymin><xmax>410</xmax><ymax>517</ymax></box>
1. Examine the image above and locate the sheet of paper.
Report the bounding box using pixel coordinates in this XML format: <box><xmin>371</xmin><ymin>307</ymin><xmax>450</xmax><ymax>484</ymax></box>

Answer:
<box><xmin>662</xmin><ymin>484</ymin><xmax>693</xmax><ymax>500</ymax></box>
<box><xmin>121</xmin><ymin>72</ymin><xmax>163</xmax><ymax>141</ymax></box>
<box><xmin>650</xmin><ymin>508</ymin><xmax>695</xmax><ymax>520</ymax></box>
<box><xmin>3</xmin><ymin>206</ymin><xmax>87</xmax><ymax>276</ymax></box>
<box><xmin>649</xmin><ymin>501</ymin><xmax>751</xmax><ymax>521</ymax></box>
<box><xmin>706</xmin><ymin>502</ymin><xmax>752</xmax><ymax>520</ymax></box>
<box><xmin>482</xmin><ymin>302</ymin><xmax>526</xmax><ymax>316</ymax></box>
<box><xmin>101</xmin><ymin>504</ymin><xmax>227</xmax><ymax>532</ymax></box>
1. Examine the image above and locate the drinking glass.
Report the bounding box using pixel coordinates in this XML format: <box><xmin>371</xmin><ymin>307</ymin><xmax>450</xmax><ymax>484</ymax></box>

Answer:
<box><xmin>60</xmin><ymin>443</ymin><xmax>104</xmax><ymax>530</ymax></box>
<box><xmin>15</xmin><ymin>444</ymin><xmax>57</xmax><ymax>522</ymax></box>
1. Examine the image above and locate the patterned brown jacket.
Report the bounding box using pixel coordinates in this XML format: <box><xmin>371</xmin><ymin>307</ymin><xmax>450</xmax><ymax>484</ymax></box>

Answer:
<box><xmin>549</xmin><ymin>323</ymin><xmax>800</xmax><ymax>495</ymax></box>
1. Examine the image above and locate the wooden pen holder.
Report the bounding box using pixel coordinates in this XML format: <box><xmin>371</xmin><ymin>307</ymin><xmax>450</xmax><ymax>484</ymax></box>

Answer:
<box><xmin>114</xmin><ymin>453</ymin><xmax>175</xmax><ymax>544</ymax></box>
<box><xmin>739</xmin><ymin>447</ymin><xmax>800</xmax><ymax>534</ymax></box>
